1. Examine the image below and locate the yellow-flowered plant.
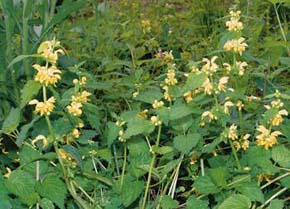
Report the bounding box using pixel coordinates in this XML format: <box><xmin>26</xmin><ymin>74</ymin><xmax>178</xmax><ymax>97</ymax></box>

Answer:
<box><xmin>256</xmin><ymin>125</ymin><xmax>282</xmax><ymax>150</ymax></box>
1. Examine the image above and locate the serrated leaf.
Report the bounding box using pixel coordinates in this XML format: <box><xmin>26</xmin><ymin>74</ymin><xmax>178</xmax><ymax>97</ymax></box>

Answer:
<box><xmin>218</xmin><ymin>194</ymin><xmax>251</xmax><ymax>209</ymax></box>
<box><xmin>107</xmin><ymin>122</ymin><xmax>120</xmax><ymax>147</ymax></box>
<box><xmin>183</xmin><ymin>73</ymin><xmax>207</xmax><ymax>92</ymax></box>
<box><xmin>135</xmin><ymin>88</ymin><xmax>163</xmax><ymax>103</ymax></box>
<box><xmin>37</xmin><ymin>175</ymin><xmax>67</xmax><ymax>209</ymax></box>
<box><xmin>169</xmin><ymin>103</ymin><xmax>192</xmax><ymax>121</ymax></box>
<box><xmin>5</xmin><ymin>170</ymin><xmax>36</xmax><ymax>197</ymax></box>
<box><xmin>152</xmin><ymin>145</ymin><xmax>174</xmax><ymax>155</ymax></box>
<box><xmin>1</xmin><ymin>108</ymin><xmax>21</xmax><ymax>134</ymax></box>
<box><xmin>160</xmin><ymin>195</ymin><xmax>179</xmax><ymax>209</ymax></box>
<box><xmin>123</xmin><ymin>117</ymin><xmax>154</xmax><ymax>139</ymax></box>
<box><xmin>272</xmin><ymin>145</ymin><xmax>290</xmax><ymax>167</ymax></box>
<box><xmin>236</xmin><ymin>182</ymin><xmax>264</xmax><ymax>203</ymax></box>
<box><xmin>208</xmin><ymin>167</ymin><xmax>229</xmax><ymax>188</ymax></box>
<box><xmin>268</xmin><ymin>199</ymin><xmax>284</xmax><ymax>209</ymax></box>
<box><xmin>121</xmin><ymin>179</ymin><xmax>143</xmax><ymax>207</ymax></box>
<box><xmin>16</xmin><ymin>116</ymin><xmax>40</xmax><ymax>147</ymax></box>
<box><xmin>40</xmin><ymin>198</ymin><xmax>55</xmax><ymax>209</ymax></box>
<box><xmin>186</xmin><ymin>195</ymin><xmax>208</xmax><ymax>209</ymax></box>
<box><xmin>173</xmin><ymin>133</ymin><xmax>201</xmax><ymax>155</ymax></box>
<box><xmin>20</xmin><ymin>80</ymin><xmax>41</xmax><ymax>108</ymax></box>
<box><xmin>194</xmin><ymin>175</ymin><xmax>219</xmax><ymax>195</ymax></box>
<box><xmin>78</xmin><ymin>129</ymin><xmax>97</xmax><ymax>144</ymax></box>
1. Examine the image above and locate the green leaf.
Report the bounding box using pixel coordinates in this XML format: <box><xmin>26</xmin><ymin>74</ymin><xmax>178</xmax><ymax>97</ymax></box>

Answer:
<box><xmin>123</xmin><ymin>117</ymin><xmax>154</xmax><ymax>139</ymax></box>
<box><xmin>83</xmin><ymin>103</ymin><xmax>101</xmax><ymax>133</ymax></box>
<box><xmin>160</xmin><ymin>195</ymin><xmax>179</xmax><ymax>209</ymax></box>
<box><xmin>194</xmin><ymin>175</ymin><xmax>219</xmax><ymax>195</ymax></box>
<box><xmin>218</xmin><ymin>194</ymin><xmax>251</xmax><ymax>209</ymax></box>
<box><xmin>19</xmin><ymin>145</ymin><xmax>41</xmax><ymax>165</ymax></box>
<box><xmin>236</xmin><ymin>182</ymin><xmax>264</xmax><ymax>203</ymax></box>
<box><xmin>268</xmin><ymin>199</ymin><xmax>284</xmax><ymax>209</ymax></box>
<box><xmin>121</xmin><ymin>179</ymin><xmax>143</xmax><ymax>207</ymax></box>
<box><xmin>152</xmin><ymin>145</ymin><xmax>174</xmax><ymax>155</ymax></box>
<box><xmin>16</xmin><ymin>116</ymin><xmax>40</xmax><ymax>147</ymax></box>
<box><xmin>186</xmin><ymin>195</ymin><xmax>208</xmax><ymax>209</ymax></box>
<box><xmin>107</xmin><ymin>122</ymin><xmax>120</xmax><ymax>146</ymax></box>
<box><xmin>1</xmin><ymin>107</ymin><xmax>21</xmax><ymax>134</ymax></box>
<box><xmin>173</xmin><ymin>133</ymin><xmax>201</xmax><ymax>155</ymax></box>
<box><xmin>78</xmin><ymin>130</ymin><xmax>97</xmax><ymax>144</ymax></box>
<box><xmin>37</xmin><ymin>175</ymin><xmax>67</xmax><ymax>209</ymax></box>
<box><xmin>40</xmin><ymin>198</ymin><xmax>55</xmax><ymax>209</ymax></box>
<box><xmin>183</xmin><ymin>73</ymin><xmax>207</xmax><ymax>92</ymax></box>
<box><xmin>20</xmin><ymin>192</ymin><xmax>39</xmax><ymax>206</ymax></box>
<box><xmin>8</xmin><ymin>54</ymin><xmax>40</xmax><ymax>68</ymax></box>
<box><xmin>280</xmin><ymin>176</ymin><xmax>290</xmax><ymax>188</ymax></box>
<box><xmin>169</xmin><ymin>103</ymin><xmax>192</xmax><ymax>121</ymax></box>
<box><xmin>208</xmin><ymin>167</ymin><xmax>229</xmax><ymax>188</ymax></box>
<box><xmin>20</xmin><ymin>80</ymin><xmax>41</xmax><ymax>108</ymax></box>
<box><xmin>272</xmin><ymin>145</ymin><xmax>290</xmax><ymax>167</ymax></box>
<box><xmin>135</xmin><ymin>88</ymin><xmax>163</xmax><ymax>103</ymax></box>
<box><xmin>5</xmin><ymin>170</ymin><xmax>36</xmax><ymax>197</ymax></box>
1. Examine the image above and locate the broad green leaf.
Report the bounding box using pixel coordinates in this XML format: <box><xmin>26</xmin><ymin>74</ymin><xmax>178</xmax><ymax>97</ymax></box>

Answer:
<box><xmin>272</xmin><ymin>145</ymin><xmax>290</xmax><ymax>167</ymax></box>
<box><xmin>16</xmin><ymin>116</ymin><xmax>40</xmax><ymax>147</ymax></box>
<box><xmin>186</xmin><ymin>195</ymin><xmax>208</xmax><ymax>209</ymax></box>
<box><xmin>8</xmin><ymin>54</ymin><xmax>40</xmax><ymax>68</ymax></box>
<box><xmin>280</xmin><ymin>176</ymin><xmax>290</xmax><ymax>189</ymax></box>
<box><xmin>218</xmin><ymin>194</ymin><xmax>251</xmax><ymax>209</ymax></box>
<box><xmin>173</xmin><ymin>133</ymin><xmax>201</xmax><ymax>155</ymax></box>
<box><xmin>169</xmin><ymin>103</ymin><xmax>192</xmax><ymax>121</ymax></box>
<box><xmin>208</xmin><ymin>167</ymin><xmax>229</xmax><ymax>188</ymax></box>
<box><xmin>135</xmin><ymin>88</ymin><xmax>163</xmax><ymax>103</ymax></box>
<box><xmin>183</xmin><ymin>73</ymin><xmax>207</xmax><ymax>92</ymax></box>
<box><xmin>78</xmin><ymin>129</ymin><xmax>97</xmax><ymax>144</ymax></box>
<box><xmin>123</xmin><ymin>117</ymin><xmax>154</xmax><ymax>139</ymax></box>
<box><xmin>194</xmin><ymin>175</ymin><xmax>219</xmax><ymax>195</ymax></box>
<box><xmin>19</xmin><ymin>145</ymin><xmax>41</xmax><ymax>165</ymax></box>
<box><xmin>40</xmin><ymin>198</ymin><xmax>55</xmax><ymax>209</ymax></box>
<box><xmin>37</xmin><ymin>175</ymin><xmax>67</xmax><ymax>209</ymax></box>
<box><xmin>83</xmin><ymin>103</ymin><xmax>101</xmax><ymax>133</ymax></box>
<box><xmin>20</xmin><ymin>80</ymin><xmax>41</xmax><ymax>108</ymax></box>
<box><xmin>20</xmin><ymin>192</ymin><xmax>38</xmax><ymax>206</ymax></box>
<box><xmin>152</xmin><ymin>145</ymin><xmax>174</xmax><ymax>155</ymax></box>
<box><xmin>160</xmin><ymin>195</ymin><xmax>179</xmax><ymax>209</ymax></box>
<box><xmin>236</xmin><ymin>182</ymin><xmax>264</xmax><ymax>203</ymax></box>
<box><xmin>107</xmin><ymin>122</ymin><xmax>120</xmax><ymax>147</ymax></box>
<box><xmin>269</xmin><ymin>199</ymin><xmax>284</xmax><ymax>209</ymax></box>
<box><xmin>1</xmin><ymin>107</ymin><xmax>21</xmax><ymax>134</ymax></box>
<box><xmin>5</xmin><ymin>170</ymin><xmax>36</xmax><ymax>198</ymax></box>
<box><xmin>121</xmin><ymin>179</ymin><xmax>143</xmax><ymax>207</ymax></box>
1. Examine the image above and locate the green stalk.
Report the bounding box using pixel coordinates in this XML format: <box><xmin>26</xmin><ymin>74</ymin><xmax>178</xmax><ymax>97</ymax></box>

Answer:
<box><xmin>229</xmin><ymin>139</ymin><xmax>242</xmax><ymax>170</ymax></box>
<box><xmin>141</xmin><ymin>125</ymin><xmax>162</xmax><ymax>209</ymax></box>
<box><xmin>121</xmin><ymin>142</ymin><xmax>127</xmax><ymax>186</ymax></box>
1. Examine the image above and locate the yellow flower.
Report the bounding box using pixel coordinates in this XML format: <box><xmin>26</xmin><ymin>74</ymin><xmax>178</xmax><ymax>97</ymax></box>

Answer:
<box><xmin>202</xmin><ymin>78</ymin><xmax>213</xmax><ymax>95</ymax></box>
<box><xmin>224</xmin><ymin>38</ymin><xmax>248</xmax><ymax>55</ymax></box>
<box><xmin>165</xmin><ymin>64</ymin><xmax>178</xmax><ymax>86</ymax></box>
<box><xmin>72</xmin><ymin>128</ymin><xmax>80</xmax><ymax>138</ymax></box>
<box><xmin>138</xmin><ymin>109</ymin><xmax>149</xmax><ymax>119</ymax></box>
<box><xmin>29</xmin><ymin>97</ymin><xmax>55</xmax><ymax>116</ymax></box>
<box><xmin>184</xmin><ymin>91</ymin><xmax>193</xmax><ymax>103</ymax></box>
<box><xmin>224</xmin><ymin>101</ymin><xmax>234</xmax><ymax>114</ymax></box>
<box><xmin>150</xmin><ymin>116</ymin><xmax>162</xmax><ymax>126</ymax></box>
<box><xmin>163</xmin><ymin>85</ymin><xmax>173</xmax><ymax>101</ymax></box>
<box><xmin>241</xmin><ymin>134</ymin><xmax>251</xmax><ymax>150</ymax></box>
<box><xmin>236</xmin><ymin>101</ymin><xmax>244</xmax><ymax>111</ymax></box>
<box><xmin>152</xmin><ymin>100</ymin><xmax>164</xmax><ymax>109</ymax></box>
<box><xmin>72</xmin><ymin>90</ymin><xmax>91</xmax><ymax>103</ymax></box>
<box><xmin>218</xmin><ymin>76</ymin><xmax>229</xmax><ymax>92</ymax></box>
<box><xmin>116</xmin><ymin>120</ymin><xmax>126</xmax><ymax>127</ymax></box>
<box><xmin>132</xmin><ymin>91</ymin><xmax>139</xmax><ymax>98</ymax></box>
<box><xmin>228</xmin><ymin>124</ymin><xmax>238</xmax><ymax>140</ymax></box>
<box><xmin>37</xmin><ymin>39</ymin><xmax>64</xmax><ymax>64</ymax></box>
<box><xmin>67</xmin><ymin>102</ymin><xmax>83</xmax><ymax>116</ymax></box>
<box><xmin>256</xmin><ymin>125</ymin><xmax>282</xmax><ymax>150</ymax></box>
<box><xmin>31</xmin><ymin>135</ymin><xmax>49</xmax><ymax>148</ymax></box>
<box><xmin>236</xmin><ymin>61</ymin><xmax>248</xmax><ymax>76</ymax></box>
<box><xmin>226</xmin><ymin>18</ymin><xmax>243</xmax><ymax>31</ymax></box>
<box><xmin>201</xmin><ymin>111</ymin><xmax>217</xmax><ymax>122</ymax></box>
<box><xmin>223</xmin><ymin>63</ymin><xmax>232</xmax><ymax>73</ymax></box>
<box><xmin>141</xmin><ymin>19</ymin><xmax>151</xmax><ymax>33</ymax></box>
<box><xmin>155</xmin><ymin>50</ymin><xmax>174</xmax><ymax>64</ymax></box>
<box><xmin>33</xmin><ymin>64</ymin><xmax>61</xmax><ymax>86</ymax></box>
<box><xmin>270</xmin><ymin>109</ymin><xmax>288</xmax><ymax>126</ymax></box>
<box><xmin>4</xmin><ymin>167</ymin><xmax>12</xmax><ymax>178</ymax></box>
<box><xmin>201</xmin><ymin>56</ymin><xmax>218</xmax><ymax>75</ymax></box>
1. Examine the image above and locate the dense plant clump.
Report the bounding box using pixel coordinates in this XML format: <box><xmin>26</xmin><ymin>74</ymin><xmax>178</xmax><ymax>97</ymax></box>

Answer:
<box><xmin>0</xmin><ymin>1</ymin><xmax>290</xmax><ymax>209</ymax></box>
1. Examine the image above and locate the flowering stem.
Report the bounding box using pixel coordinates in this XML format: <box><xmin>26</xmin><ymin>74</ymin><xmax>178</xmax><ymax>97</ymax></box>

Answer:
<box><xmin>238</xmin><ymin>111</ymin><xmax>244</xmax><ymax>130</ymax></box>
<box><xmin>141</xmin><ymin>125</ymin><xmax>162</xmax><ymax>209</ymax></box>
<box><xmin>229</xmin><ymin>139</ymin><xmax>242</xmax><ymax>170</ymax></box>
<box><xmin>121</xmin><ymin>142</ymin><xmax>127</xmax><ymax>186</ymax></box>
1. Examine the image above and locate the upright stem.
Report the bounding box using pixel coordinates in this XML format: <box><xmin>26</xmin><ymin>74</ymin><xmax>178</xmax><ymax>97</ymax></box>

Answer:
<box><xmin>121</xmin><ymin>142</ymin><xmax>127</xmax><ymax>186</ymax></box>
<box><xmin>141</xmin><ymin>125</ymin><xmax>162</xmax><ymax>209</ymax></box>
<box><xmin>229</xmin><ymin>139</ymin><xmax>242</xmax><ymax>170</ymax></box>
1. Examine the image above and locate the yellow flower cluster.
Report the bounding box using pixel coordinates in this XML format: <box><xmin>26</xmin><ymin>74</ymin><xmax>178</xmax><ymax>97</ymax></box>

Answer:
<box><xmin>201</xmin><ymin>111</ymin><xmax>217</xmax><ymax>126</ymax></box>
<box><xmin>256</xmin><ymin>125</ymin><xmax>281</xmax><ymax>150</ymax></box>
<box><xmin>152</xmin><ymin>100</ymin><xmax>164</xmax><ymax>109</ymax></box>
<box><xmin>162</xmin><ymin>85</ymin><xmax>173</xmax><ymax>101</ymax></box>
<box><xmin>226</xmin><ymin>10</ymin><xmax>243</xmax><ymax>31</ymax></box>
<box><xmin>233</xmin><ymin>134</ymin><xmax>250</xmax><ymax>151</ymax></box>
<box><xmin>138</xmin><ymin>109</ymin><xmax>149</xmax><ymax>119</ymax></box>
<box><xmin>29</xmin><ymin>97</ymin><xmax>55</xmax><ymax>116</ymax></box>
<box><xmin>224</xmin><ymin>100</ymin><xmax>234</xmax><ymax>115</ymax></box>
<box><xmin>224</xmin><ymin>37</ymin><xmax>248</xmax><ymax>55</ymax></box>
<box><xmin>228</xmin><ymin>124</ymin><xmax>238</xmax><ymax>140</ymax></box>
<box><xmin>150</xmin><ymin>115</ymin><xmax>162</xmax><ymax>126</ymax></box>
<box><xmin>201</xmin><ymin>56</ymin><xmax>218</xmax><ymax>75</ymax></box>
<box><xmin>141</xmin><ymin>19</ymin><xmax>151</xmax><ymax>33</ymax></box>
<box><xmin>33</xmin><ymin>64</ymin><xmax>61</xmax><ymax>86</ymax></box>
<box><xmin>223</xmin><ymin>61</ymin><xmax>248</xmax><ymax>76</ymax></box>
<box><xmin>264</xmin><ymin>99</ymin><xmax>288</xmax><ymax>126</ymax></box>
<box><xmin>218</xmin><ymin>76</ymin><xmax>229</xmax><ymax>92</ymax></box>
<box><xmin>165</xmin><ymin>64</ymin><xmax>178</xmax><ymax>86</ymax></box>
<box><xmin>155</xmin><ymin>50</ymin><xmax>174</xmax><ymax>65</ymax></box>
<box><xmin>37</xmin><ymin>39</ymin><xmax>64</xmax><ymax>64</ymax></box>
<box><xmin>183</xmin><ymin>88</ymin><xmax>202</xmax><ymax>103</ymax></box>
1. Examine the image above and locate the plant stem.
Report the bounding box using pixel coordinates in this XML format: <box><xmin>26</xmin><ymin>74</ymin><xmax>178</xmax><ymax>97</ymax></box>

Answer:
<box><xmin>229</xmin><ymin>139</ymin><xmax>242</xmax><ymax>170</ymax></box>
<box><xmin>141</xmin><ymin>125</ymin><xmax>162</xmax><ymax>209</ymax></box>
<box><xmin>260</xmin><ymin>187</ymin><xmax>287</xmax><ymax>208</ymax></box>
<box><xmin>121</xmin><ymin>142</ymin><xmax>127</xmax><ymax>186</ymax></box>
